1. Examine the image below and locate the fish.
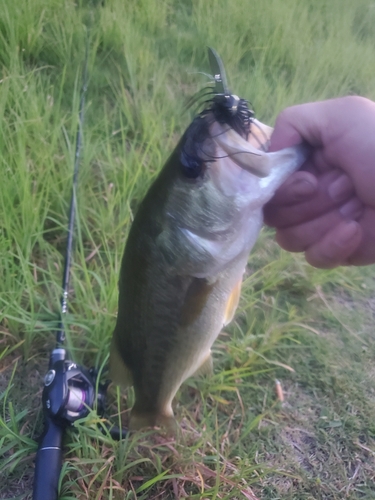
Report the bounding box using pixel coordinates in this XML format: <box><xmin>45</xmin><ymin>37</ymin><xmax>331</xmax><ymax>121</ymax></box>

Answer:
<box><xmin>110</xmin><ymin>49</ymin><xmax>308</xmax><ymax>433</ymax></box>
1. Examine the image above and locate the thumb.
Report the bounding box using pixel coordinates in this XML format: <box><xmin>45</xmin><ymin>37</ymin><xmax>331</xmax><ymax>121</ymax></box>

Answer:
<box><xmin>269</xmin><ymin>101</ymin><xmax>329</xmax><ymax>152</ymax></box>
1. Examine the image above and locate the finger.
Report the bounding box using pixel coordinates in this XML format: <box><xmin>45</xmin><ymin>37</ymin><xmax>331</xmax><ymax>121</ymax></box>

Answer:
<box><xmin>305</xmin><ymin>220</ymin><xmax>362</xmax><ymax>269</ymax></box>
<box><xmin>347</xmin><ymin>208</ymin><xmax>375</xmax><ymax>265</ymax></box>
<box><xmin>265</xmin><ymin>171</ymin><xmax>318</xmax><ymax>206</ymax></box>
<box><xmin>274</xmin><ymin>197</ymin><xmax>363</xmax><ymax>252</ymax></box>
<box><xmin>265</xmin><ymin>171</ymin><xmax>355</xmax><ymax>228</ymax></box>
<box><xmin>269</xmin><ymin>101</ymin><xmax>328</xmax><ymax>152</ymax></box>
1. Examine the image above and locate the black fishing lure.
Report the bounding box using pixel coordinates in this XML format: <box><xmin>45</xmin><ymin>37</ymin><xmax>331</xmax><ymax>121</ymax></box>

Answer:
<box><xmin>180</xmin><ymin>48</ymin><xmax>255</xmax><ymax>179</ymax></box>
<box><xmin>208</xmin><ymin>47</ymin><xmax>254</xmax><ymax>140</ymax></box>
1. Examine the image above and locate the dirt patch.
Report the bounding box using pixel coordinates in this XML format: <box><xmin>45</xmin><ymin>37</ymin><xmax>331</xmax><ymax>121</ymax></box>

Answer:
<box><xmin>260</xmin><ymin>374</ymin><xmax>375</xmax><ymax>498</ymax></box>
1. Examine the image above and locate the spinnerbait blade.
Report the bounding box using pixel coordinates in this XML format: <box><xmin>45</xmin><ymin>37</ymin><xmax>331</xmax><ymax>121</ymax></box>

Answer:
<box><xmin>208</xmin><ymin>47</ymin><xmax>229</xmax><ymax>95</ymax></box>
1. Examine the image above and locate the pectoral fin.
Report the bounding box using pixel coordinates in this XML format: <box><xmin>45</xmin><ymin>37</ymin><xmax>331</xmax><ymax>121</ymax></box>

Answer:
<box><xmin>223</xmin><ymin>278</ymin><xmax>242</xmax><ymax>326</ymax></box>
<box><xmin>179</xmin><ymin>277</ymin><xmax>215</xmax><ymax>327</ymax></box>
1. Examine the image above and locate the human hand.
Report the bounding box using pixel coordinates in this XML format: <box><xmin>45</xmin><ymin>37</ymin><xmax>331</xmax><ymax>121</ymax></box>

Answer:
<box><xmin>264</xmin><ymin>96</ymin><xmax>375</xmax><ymax>268</ymax></box>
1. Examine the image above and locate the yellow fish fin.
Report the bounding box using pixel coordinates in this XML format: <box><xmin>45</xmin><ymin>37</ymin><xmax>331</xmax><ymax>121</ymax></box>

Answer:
<box><xmin>223</xmin><ymin>278</ymin><xmax>242</xmax><ymax>326</ymax></box>
<box><xmin>109</xmin><ymin>336</ymin><xmax>133</xmax><ymax>388</ymax></box>
<box><xmin>191</xmin><ymin>350</ymin><xmax>213</xmax><ymax>378</ymax></box>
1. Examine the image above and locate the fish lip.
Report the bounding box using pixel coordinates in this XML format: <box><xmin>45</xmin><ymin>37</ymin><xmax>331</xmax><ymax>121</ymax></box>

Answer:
<box><xmin>211</xmin><ymin>121</ymin><xmax>272</xmax><ymax>178</ymax></box>
<box><xmin>250</xmin><ymin>118</ymin><xmax>273</xmax><ymax>151</ymax></box>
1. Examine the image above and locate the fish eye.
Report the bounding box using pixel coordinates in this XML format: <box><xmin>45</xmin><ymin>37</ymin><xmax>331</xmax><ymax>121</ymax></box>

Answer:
<box><xmin>180</xmin><ymin>149</ymin><xmax>204</xmax><ymax>179</ymax></box>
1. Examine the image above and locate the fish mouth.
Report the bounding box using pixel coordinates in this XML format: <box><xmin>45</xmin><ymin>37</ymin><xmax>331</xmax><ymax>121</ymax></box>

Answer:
<box><xmin>211</xmin><ymin>120</ymin><xmax>273</xmax><ymax>178</ymax></box>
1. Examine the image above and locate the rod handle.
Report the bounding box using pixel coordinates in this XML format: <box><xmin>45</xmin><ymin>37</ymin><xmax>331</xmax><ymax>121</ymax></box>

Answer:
<box><xmin>32</xmin><ymin>418</ymin><xmax>64</xmax><ymax>500</ymax></box>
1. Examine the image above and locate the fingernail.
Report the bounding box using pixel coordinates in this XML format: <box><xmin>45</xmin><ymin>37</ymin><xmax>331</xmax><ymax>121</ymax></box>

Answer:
<box><xmin>290</xmin><ymin>178</ymin><xmax>316</xmax><ymax>201</ymax></box>
<box><xmin>339</xmin><ymin>198</ymin><xmax>363</xmax><ymax>219</ymax></box>
<box><xmin>337</xmin><ymin>221</ymin><xmax>359</xmax><ymax>245</ymax></box>
<box><xmin>328</xmin><ymin>174</ymin><xmax>353</xmax><ymax>202</ymax></box>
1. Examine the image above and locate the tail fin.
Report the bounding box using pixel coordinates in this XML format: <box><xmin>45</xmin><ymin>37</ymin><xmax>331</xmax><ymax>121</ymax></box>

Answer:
<box><xmin>129</xmin><ymin>408</ymin><xmax>177</xmax><ymax>436</ymax></box>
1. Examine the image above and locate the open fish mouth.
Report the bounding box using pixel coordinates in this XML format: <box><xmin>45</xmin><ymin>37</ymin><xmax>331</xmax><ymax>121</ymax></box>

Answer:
<box><xmin>211</xmin><ymin>119</ymin><xmax>308</xmax><ymax>179</ymax></box>
<box><xmin>211</xmin><ymin>121</ymin><xmax>272</xmax><ymax>177</ymax></box>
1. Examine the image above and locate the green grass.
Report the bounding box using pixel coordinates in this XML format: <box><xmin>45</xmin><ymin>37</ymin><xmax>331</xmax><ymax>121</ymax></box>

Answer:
<box><xmin>1</xmin><ymin>0</ymin><xmax>375</xmax><ymax>498</ymax></box>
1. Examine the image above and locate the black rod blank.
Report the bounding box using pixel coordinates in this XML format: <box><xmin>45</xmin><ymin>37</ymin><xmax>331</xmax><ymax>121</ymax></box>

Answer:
<box><xmin>56</xmin><ymin>45</ymin><xmax>89</xmax><ymax>347</ymax></box>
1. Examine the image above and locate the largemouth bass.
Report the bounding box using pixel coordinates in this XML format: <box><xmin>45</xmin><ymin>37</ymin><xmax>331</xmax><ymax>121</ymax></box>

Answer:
<box><xmin>110</xmin><ymin>50</ymin><xmax>308</xmax><ymax>432</ymax></box>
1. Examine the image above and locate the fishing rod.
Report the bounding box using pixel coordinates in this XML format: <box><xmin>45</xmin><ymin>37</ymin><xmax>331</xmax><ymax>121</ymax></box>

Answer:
<box><xmin>32</xmin><ymin>39</ymin><xmax>124</xmax><ymax>500</ymax></box>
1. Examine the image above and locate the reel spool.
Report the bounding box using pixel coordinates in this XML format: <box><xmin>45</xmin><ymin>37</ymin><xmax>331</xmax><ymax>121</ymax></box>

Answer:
<box><xmin>42</xmin><ymin>348</ymin><xmax>106</xmax><ymax>426</ymax></box>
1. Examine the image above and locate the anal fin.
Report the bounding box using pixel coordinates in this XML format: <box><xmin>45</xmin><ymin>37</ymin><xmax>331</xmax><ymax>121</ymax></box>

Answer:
<box><xmin>191</xmin><ymin>350</ymin><xmax>214</xmax><ymax>378</ymax></box>
<box><xmin>109</xmin><ymin>336</ymin><xmax>133</xmax><ymax>388</ymax></box>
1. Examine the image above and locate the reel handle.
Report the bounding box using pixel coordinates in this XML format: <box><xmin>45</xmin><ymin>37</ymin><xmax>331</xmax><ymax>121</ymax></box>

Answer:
<box><xmin>32</xmin><ymin>417</ymin><xmax>63</xmax><ymax>500</ymax></box>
